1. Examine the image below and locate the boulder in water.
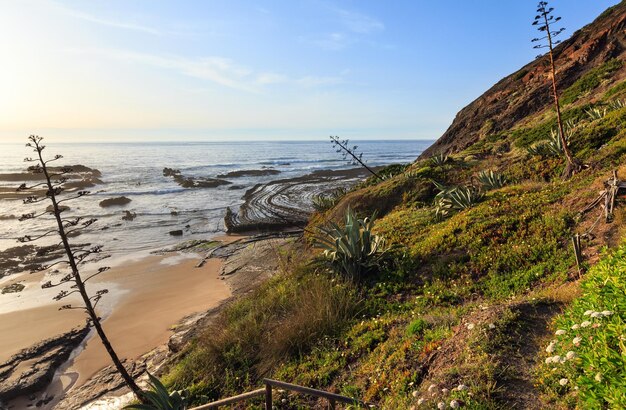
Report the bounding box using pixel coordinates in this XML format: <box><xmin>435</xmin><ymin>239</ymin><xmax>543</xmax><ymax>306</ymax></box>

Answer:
<box><xmin>99</xmin><ymin>196</ymin><xmax>131</xmax><ymax>208</ymax></box>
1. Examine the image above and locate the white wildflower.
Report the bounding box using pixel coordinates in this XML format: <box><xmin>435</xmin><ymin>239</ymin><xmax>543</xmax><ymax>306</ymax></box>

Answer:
<box><xmin>412</xmin><ymin>391</ymin><xmax>419</xmax><ymax>398</ymax></box>
<box><xmin>583</xmin><ymin>310</ymin><xmax>594</xmax><ymax>316</ymax></box>
<box><xmin>566</xmin><ymin>351</ymin><xmax>576</xmax><ymax>360</ymax></box>
<box><xmin>571</xmin><ymin>324</ymin><xmax>580</xmax><ymax>330</ymax></box>
<box><xmin>595</xmin><ymin>372</ymin><xmax>602</xmax><ymax>382</ymax></box>
<box><xmin>437</xmin><ymin>402</ymin><xmax>446</xmax><ymax>410</ymax></box>
<box><xmin>450</xmin><ymin>400</ymin><xmax>460</xmax><ymax>409</ymax></box>
<box><xmin>551</xmin><ymin>355</ymin><xmax>561</xmax><ymax>363</ymax></box>
<box><xmin>417</xmin><ymin>398</ymin><xmax>425</xmax><ymax>405</ymax></box>
<box><xmin>546</xmin><ymin>341</ymin><xmax>556</xmax><ymax>353</ymax></box>
<box><xmin>457</xmin><ymin>384</ymin><xmax>468</xmax><ymax>391</ymax></box>
<box><xmin>602</xmin><ymin>310</ymin><xmax>614</xmax><ymax>316</ymax></box>
<box><xmin>545</xmin><ymin>356</ymin><xmax>553</xmax><ymax>364</ymax></box>
<box><xmin>591</xmin><ymin>312</ymin><xmax>603</xmax><ymax>319</ymax></box>
<box><xmin>488</xmin><ymin>323</ymin><xmax>496</xmax><ymax>329</ymax></box>
<box><xmin>555</xmin><ymin>329</ymin><xmax>566</xmax><ymax>335</ymax></box>
<box><xmin>559</xmin><ymin>378</ymin><xmax>568</xmax><ymax>386</ymax></box>
<box><xmin>428</xmin><ymin>384</ymin><xmax>438</xmax><ymax>393</ymax></box>
<box><xmin>559</xmin><ymin>356</ymin><xmax>567</xmax><ymax>364</ymax></box>
<box><xmin>466</xmin><ymin>323</ymin><xmax>475</xmax><ymax>330</ymax></box>
<box><xmin>441</xmin><ymin>388</ymin><xmax>449</xmax><ymax>395</ymax></box>
<box><xmin>573</xmin><ymin>336</ymin><xmax>582</xmax><ymax>346</ymax></box>
<box><xmin>581</xmin><ymin>321</ymin><xmax>592</xmax><ymax>328</ymax></box>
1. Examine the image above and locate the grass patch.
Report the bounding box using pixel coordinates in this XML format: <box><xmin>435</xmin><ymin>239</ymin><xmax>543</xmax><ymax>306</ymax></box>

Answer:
<box><xmin>560</xmin><ymin>59</ymin><xmax>623</xmax><ymax>105</ymax></box>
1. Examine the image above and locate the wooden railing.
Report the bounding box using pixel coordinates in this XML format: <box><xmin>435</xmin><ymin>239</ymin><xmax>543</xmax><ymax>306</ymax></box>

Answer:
<box><xmin>191</xmin><ymin>378</ymin><xmax>373</xmax><ymax>409</ymax></box>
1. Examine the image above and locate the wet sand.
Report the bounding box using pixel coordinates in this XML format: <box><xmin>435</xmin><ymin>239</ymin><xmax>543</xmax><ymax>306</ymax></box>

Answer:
<box><xmin>0</xmin><ymin>251</ymin><xmax>230</xmax><ymax>392</ymax></box>
<box><xmin>69</xmin><ymin>255</ymin><xmax>229</xmax><ymax>386</ymax></box>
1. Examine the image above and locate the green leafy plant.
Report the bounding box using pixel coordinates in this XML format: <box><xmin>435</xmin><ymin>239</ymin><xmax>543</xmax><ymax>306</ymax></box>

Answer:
<box><xmin>476</xmin><ymin>169</ymin><xmax>508</xmax><ymax>190</ymax></box>
<box><xmin>608</xmin><ymin>98</ymin><xmax>626</xmax><ymax>111</ymax></box>
<box><xmin>429</xmin><ymin>153</ymin><xmax>450</xmax><ymax>167</ymax></box>
<box><xmin>536</xmin><ymin>244</ymin><xmax>626</xmax><ymax>408</ymax></box>
<box><xmin>586</xmin><ymin>106</ymin><xmax>608</xmax><ymax>121</ymax></box>
<box><xmin>312</xmin><ymin>187</ymin><xmax>347</xmax><ymax>212</ymax></box>
<box><xmin>526</xmin><ymin>120</ymin><xmax>577</xmax><ymax>158</ymax></box>
<box><xmin>313</xmin><ymin>208</ymin><xmax>387</xmax><ymax>279</ymax></box>
<box><xmin>432</xmin><ymin>181</ymin><xmax>484</xmax><ymax>219</ymax></box>
<box><xmin>124</xmin><ymin>373</ymin><xmax>189</xmax><ymax>410</ymax></box>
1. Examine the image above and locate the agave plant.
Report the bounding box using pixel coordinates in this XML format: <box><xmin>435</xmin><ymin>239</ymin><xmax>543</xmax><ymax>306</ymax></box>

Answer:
<box><xmin>124</xmin><ymin>373</ymin><xmax>188</xmax><ymax>410</ymax></box>
<box><xmin>476</xmin><ymin>169</ymin><xmax>508</xmax><ymax>190</ymax></box>
<box><xmin>586</xmin><ymin>106</ymin><xmax>608</xmax><ymax>121</ymax></box>
<box><xmin>312</xmin><ymin>208</ymin><xmax>387</xmax><ymax>279</ymax></box>
<box><xmin>433</xmin><ymin>181</ymin><xmax>483</xmax><ymax>218</ymax></box>
<box><xmin>312</xmin><ymin>187</ymin><xmax>347</xmax><ymax>212</ymax></box>
<box><xmin>608</xmin><ymin>99</ymin><xmax>626</xmax><ymax>111</ymax></box>
<box><xmin>527</xmin><ymin>120</ymin><xmax>578</xmax><ymax>158</ymax></box>
<box><xmin>429</xmin><ymin>153</ymin><xmax>450</xmax><ymax>167</ymax></box>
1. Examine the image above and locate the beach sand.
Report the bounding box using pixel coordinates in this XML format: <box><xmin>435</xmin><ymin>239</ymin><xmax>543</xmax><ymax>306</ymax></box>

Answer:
<box><xmin>0</xmin><ymin>251</ymin><xmax>230</xmax><ymax>394</ymax></box>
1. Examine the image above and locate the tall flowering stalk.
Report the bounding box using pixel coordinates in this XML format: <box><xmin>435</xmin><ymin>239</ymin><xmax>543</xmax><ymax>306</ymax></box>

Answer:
<box><xmin>532</xmin><ymin>1</ymin><xmax>582</xmax><ymax>179</ymax></box>
<box><xmin>17</xmin><ymin>135</ymin><xmax>144</xmax><ymax>400</ymax></box>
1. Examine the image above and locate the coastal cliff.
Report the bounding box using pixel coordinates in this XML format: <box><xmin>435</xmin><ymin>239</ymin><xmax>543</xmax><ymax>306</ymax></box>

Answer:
<box><xmin>161</xmin><ymin>2</ymin><xmax>626</xmax><ymax>408</ymax></box>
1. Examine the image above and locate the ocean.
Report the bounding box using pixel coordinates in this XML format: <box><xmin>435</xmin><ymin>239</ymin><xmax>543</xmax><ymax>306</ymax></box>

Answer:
<box><xmin>0</xmin><ymin>140</ymin><xmax>432</xmax><ymax>260</ymax></box>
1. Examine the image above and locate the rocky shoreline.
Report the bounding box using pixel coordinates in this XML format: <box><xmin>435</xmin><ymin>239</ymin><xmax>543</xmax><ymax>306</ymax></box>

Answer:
<box><xmin>0</xmin><ymin>232</ymin><xmax>299</xmax><ymax>409</ymax></box>
<box><xmin>224</xmin><ymin>167</ymin><xmax>373</xmax><ymax>233</ymax></box>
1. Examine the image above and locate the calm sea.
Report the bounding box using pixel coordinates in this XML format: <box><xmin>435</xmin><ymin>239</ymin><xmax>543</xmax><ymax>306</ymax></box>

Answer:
<box><xmin>0</xmin><ymin>140</ymin><xmax>432</xmax><ymax>258</ymax></box>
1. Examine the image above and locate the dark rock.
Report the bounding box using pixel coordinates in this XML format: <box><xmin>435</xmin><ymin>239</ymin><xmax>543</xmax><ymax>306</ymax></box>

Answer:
<box><xmin>217</xmin><ymin>169</ymin><xmax>281</xmax><ymax>178</ymax></box>
<box><xmin>169</xmin><ymin>230</ymin><xmax>183</xmax><ymax>236</ymax></box>
<box><xmin>53</xmin><ymin>360</ymin><xmax>146</xmax><ymax>410</ymax></box>
<box><xmin>1</xmin><ymin>283</ymin><xmax>25</xmax><ymax>294</ymax></box>
<box><xmin>170</xmin><ymin>210</ymin><xmax>178</xmax><ymax>216</ymax></box>
<box><xmin>162</xmin><ymin>167</ymin><xmax>181</xmax><ymax>177</ymax></box>
<box><xmin>122</xmin><ymin>211</ymin><xmax>137</xmax><ymax>221</ymax></box>
<box><xmin>228</xmin><ymin>185</ymin><xmax>245</xmax><ymax>190</ymax></box>
<box><xmin>99</xmin><ymin>196</ymin><xmax>131</xmax><ymax>208</ymax></box>
<box><xmin>0</xmin><ymin>326</ymin><xmax>89</xmax><ymax>401</ymax></box>
<box><xmin>45</xmin><ymin>205</ymin><xmax>70</xmax><ymax>214</ymax></box>
<box><xmin>172</xmin><ymin>174</ymin><xmax>231</xmax><ymax>188</ymax></box>
<box><xmin>163</xmin><ymin>168</ymin><xmax>231</xmax><ymax>189</ymax></box>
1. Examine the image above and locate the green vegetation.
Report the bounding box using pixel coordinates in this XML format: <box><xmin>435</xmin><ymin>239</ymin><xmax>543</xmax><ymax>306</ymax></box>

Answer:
<box><xmin>476</xmin><ymin>169</ymin><xmax>508</xmax><ymax>190</ymax></box>
<box><xmin>312</xmin><ymin>187</ymin><xmax>347</xmax><ymax>212</ymax></box>
<box><xmin>313</xmin><ymin>208</ymin><xmax>387</xmax><ymax>279</ymax></box>
<box><xmin>605</xmin><ymin>80</ymin><xmax>626</xmax><ymax>99</ymax></box>
<box><xmin>124</xmin><ymin>373</ymin><xmax>189</xmax><ymax>410</ymax></box>
<box><xmin>165</xmin><ymin>259</ymin><xmax>360</xmax><ymax>405</ymax></box>
<box><xmin>433</xmin><ymin>182</ymin><xmax>484</xmax><ymax>219</ymax></box>
<box><xmin>537</xmin><ymin>244</ymin><xmax>626</xmax><ymax>409</ymax></box>
<box><xmin>159</xmin><ymin>7</ymin><xmax>626</xmax><ymax>408</ymax></box>
<box><xmin>429</xmin><ymin>153</ymin><xmax>451</xmax><ymax>167</ymax></box>
<box><xmin>560</xmin><ymin>59</ymin><xmax>624</xmax><ymax>105</ymax></box>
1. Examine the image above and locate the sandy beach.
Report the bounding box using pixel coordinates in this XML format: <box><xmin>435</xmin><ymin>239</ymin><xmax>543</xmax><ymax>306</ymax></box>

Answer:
<box><xmin>0</xmin><ymin>249</ymin><xmax>231</xmax><ymax>405</ymax></box>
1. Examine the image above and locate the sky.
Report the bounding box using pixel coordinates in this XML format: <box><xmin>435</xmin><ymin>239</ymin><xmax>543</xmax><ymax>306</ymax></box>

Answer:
<box><xmin>0</xmin><ymin>0</ymin><xmax>620</xmax><ymax>143</ymax></box>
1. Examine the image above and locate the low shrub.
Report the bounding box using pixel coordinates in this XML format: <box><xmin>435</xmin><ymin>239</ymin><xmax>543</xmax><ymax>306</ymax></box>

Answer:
<box><xmin>560</xmin><ymin>59</ymin><xmax>624</xmax><ymax>105</ymax></box>
<box><xmin>313</xmin><ymin>208</ymin><xmax>387</xmax><ymax>279</ymax></box>
<box><xmin>536</xmin><ymin>244</ymin><xmax>626</xmax><ymax>408</ymax></box>
<box><xmin>476</xmin><ymin>169</ymin><xmax>508</xmax><ymax>190</ymax></box>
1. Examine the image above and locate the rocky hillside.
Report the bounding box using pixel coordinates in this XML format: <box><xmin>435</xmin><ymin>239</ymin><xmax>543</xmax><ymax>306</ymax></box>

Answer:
<box><xmin>421</xmin><ymin>1</ymin><xmax>626</xmax><ymax>158</ymax></box>
<box><xmin>161</xmin><ymin>3</ymin><xmax>626</xmax><ymax>409</ymax></box>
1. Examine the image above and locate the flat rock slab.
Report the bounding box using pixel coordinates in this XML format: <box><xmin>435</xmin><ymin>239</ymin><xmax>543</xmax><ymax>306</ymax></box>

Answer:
<box><xmin>0</xmin><ymin>326</ymin><xmax>89</xmax><ymax>402</ymax></box>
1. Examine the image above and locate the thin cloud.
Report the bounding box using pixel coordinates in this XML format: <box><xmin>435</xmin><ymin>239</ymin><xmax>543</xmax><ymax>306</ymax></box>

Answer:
<box><xmin>307</xmin><ymin>7</ymin><xmax>385</xmax><ymax>50</ymax></box>
<box><xmin>335</xmin><ymin>8</ymin><xmax>384</xmax><ymax>34</ymax></box>
<box><xmin>48</xmin><ymin>1</ymin><xmax>161</xmax><ymax>35</ymax></box>
<box><xmin>65</xmin><ymin>48</ymin><xmax>344</xmax><ymax>92</ymax></box>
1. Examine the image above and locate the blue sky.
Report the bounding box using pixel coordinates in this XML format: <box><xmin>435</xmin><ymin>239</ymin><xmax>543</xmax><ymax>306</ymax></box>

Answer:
<box><xmin>0</xmin><ymin>0</ymin><xmax>619</xmax><ymax>142</ymax></box>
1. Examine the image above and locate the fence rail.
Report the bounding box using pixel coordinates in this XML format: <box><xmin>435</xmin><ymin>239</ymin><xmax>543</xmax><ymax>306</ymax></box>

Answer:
<box><xmin>189</xmin><ymin>378</ymin><xmax>373</xmax><ymax>409</ymax></box>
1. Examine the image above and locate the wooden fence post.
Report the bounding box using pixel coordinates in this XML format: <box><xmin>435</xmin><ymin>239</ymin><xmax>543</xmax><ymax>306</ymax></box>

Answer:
<box><xmin>265</xmin><ymin>383</ymin><xmax>273</xmax><ymax>410</ymax></box>
<box><xmin>572</xmin><ymin>233</ymin><xmax>583</xmax><ymax>278</ymax></box>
